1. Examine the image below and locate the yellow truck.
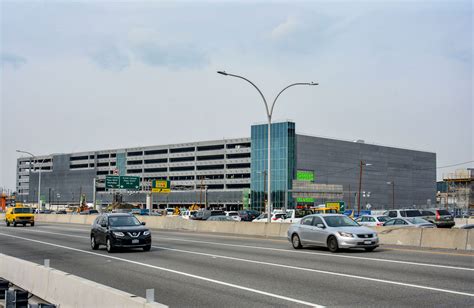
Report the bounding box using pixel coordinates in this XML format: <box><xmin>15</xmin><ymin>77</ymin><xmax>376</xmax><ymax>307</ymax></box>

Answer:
<box><xmin>5</xmin><ymin>204</ymin><xmax>35</xmax><ymax>227</ymax></box>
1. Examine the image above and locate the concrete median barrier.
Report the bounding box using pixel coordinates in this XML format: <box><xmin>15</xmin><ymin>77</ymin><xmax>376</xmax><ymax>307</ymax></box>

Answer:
<box><xmin>420</xmin><ymin>228</ymin><xmax>469</xmax><ymax>250</ymax></box>
<box><xmin>466</xmin><ymin>230</ymin><xmax>473</xmax><ymax>251</ymax></box>
<box><xmin>0</xmin><ymin>253</ymin><xmax>167</xmax><ymax>307</ymax></box>
<box><xmin>373</xmin><ymin>227</ymin><xmax>423</xmax><ymax>247</ymax></box>
<box><xmin>234</xmin><ymin>221</ymin><xmax>267</xmax><ymax>236</ymax></box>
<box><xmin>196</xmin><ymin>221</ymin><xmax>237</xmax><ymax>234</ymax></box>
<box><xmin>31</xmin><ymin>214</ymin><xmax>474</xmax><ymax>250</ymax></box>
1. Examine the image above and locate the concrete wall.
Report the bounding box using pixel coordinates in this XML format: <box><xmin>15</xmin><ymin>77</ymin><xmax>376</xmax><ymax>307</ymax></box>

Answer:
<box><xmin>0</xmin><ymin>253</ymin><xmax>167</xmax><ymax>308</ymax></box>
<box><xmin>33</xmin><ymin>215</ymin><xmax>473</xmax><ymax>250</ymax></box>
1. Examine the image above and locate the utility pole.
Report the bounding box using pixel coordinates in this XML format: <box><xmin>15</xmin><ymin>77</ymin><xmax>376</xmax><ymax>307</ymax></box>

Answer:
<box><xmin>204</xmin><ymin>185</ymin><xmax>208</xmax><ymax>210</ymax></box>
<box><xmin>92</xmin><ymin>177</ymin><xmax>97</xmax><ymax>211</ymax></box>
<box><xmin>357</xmin><ymin>161</ymin><xmax>372</xmax><ymax>215</ymax></box>
<box><xmin>348</xmin><ymin>184</ymin><xmax>351</xmax><ymax>209</ymax></box>
<box><xmin>392</xmin><ymin>181</ymin><xmax>395</xmax><ymax>210</ymax></box>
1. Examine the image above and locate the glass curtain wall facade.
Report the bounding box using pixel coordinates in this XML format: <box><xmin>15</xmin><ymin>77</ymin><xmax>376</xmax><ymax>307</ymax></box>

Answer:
<box><xmin>250</xmin><ymin>121</ymin><xmax>296</xmax><ymax>212</ymax></box>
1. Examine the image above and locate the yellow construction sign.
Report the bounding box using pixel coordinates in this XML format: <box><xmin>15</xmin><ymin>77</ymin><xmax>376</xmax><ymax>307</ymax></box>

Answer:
<box><xmin>152</xmin><ymin>188</ymin><xmax>171</xmax><ymax>194</ymax></box>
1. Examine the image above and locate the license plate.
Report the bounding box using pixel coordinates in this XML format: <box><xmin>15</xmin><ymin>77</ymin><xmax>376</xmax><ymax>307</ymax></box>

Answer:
<box><xmin>364</xmin><ymin>240</ymin><xmax>372</xmax><ymax>245</ymax></box>
<box><xmin>132</xmin><ymin>239</ymin><xmax>139</xmax><ymax>244</ymax></box>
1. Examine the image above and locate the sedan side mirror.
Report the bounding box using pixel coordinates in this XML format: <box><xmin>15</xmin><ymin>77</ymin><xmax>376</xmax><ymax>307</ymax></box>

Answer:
<box><xmin>141</xmin><ymin>222</ymin><xmax>146</xmax><ymax>225</ymax></box>
<box><xmin>316</xmin><ymin>223</ymin><xmax>325</xmax><ymax>229</ymax></box>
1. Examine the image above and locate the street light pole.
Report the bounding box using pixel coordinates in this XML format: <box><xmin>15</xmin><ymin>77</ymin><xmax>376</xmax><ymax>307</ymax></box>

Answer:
<box><xmin>16</xmin><ymin>150</ymin><xmax>47</xmax><ymax>210</ymax></box>
<box><xmin>357</xmin><ymin>161</ymin><xmax>372</xmax><ymax>215</ymax></box>
<box><xmin>217</xmin><ymin>71</ymin><xmax>317</xmax><ymax>223</ymax></box>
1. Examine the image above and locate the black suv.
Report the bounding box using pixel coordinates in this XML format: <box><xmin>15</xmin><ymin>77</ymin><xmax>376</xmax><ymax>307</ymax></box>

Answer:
<box><xmin>90</xmin><ymin>213</ymin><xmax>151</xmax><ymax>253</ymax></box>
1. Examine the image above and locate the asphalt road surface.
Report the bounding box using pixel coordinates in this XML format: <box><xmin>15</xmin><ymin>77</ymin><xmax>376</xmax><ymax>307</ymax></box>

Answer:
<box><xmin>0</xmin><ymin>222</ymin><xmax>473</xmax><ymax>307</ymax></box>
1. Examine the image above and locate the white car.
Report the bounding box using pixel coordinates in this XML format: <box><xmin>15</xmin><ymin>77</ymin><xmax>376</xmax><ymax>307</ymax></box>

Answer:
<box><xmin>225</xmin><ymin>211</ymin><xmax>242</xmax><ymax>221</ymax></box>
<box><xmin>273</xmin><ymin>208</ymin><xmax>314</xmax><ymax>223</ymax></box>
<box><xmin>253</xmin><ymin>213</ymin><xmax>287</xmax><ymax>223</ymax></box>
<box><xmin>181</xmin><ymin>210</ymin><xmax>197</xmax><ymax>220</ymax></box>
<box><xmin>358</xmin><ymin>215</ymin><xmax>390</xmax><ymax>227</ymax></box>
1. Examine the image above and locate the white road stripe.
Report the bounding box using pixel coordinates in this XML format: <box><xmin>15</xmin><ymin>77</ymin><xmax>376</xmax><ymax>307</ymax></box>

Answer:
<box><xmin>8</xmin><ymin>225</ymin><xmax>474</xmax><ymax>272</ymax></box>
<box><xmin>2</xmin><ymin>228</ymin><xmax>474</xmax><ymax>298</ymax></box>
<box><xmin>149</xmin><ymin>245</ymin><xmax>474</xmax><ymax>297</ymax></box>
<box><xmin>0</xmin><ymin>232</ymin><xmax>324</xmax><ymax>307</ymax></box>
<box><xmin>157</xmin><ymin>236</ymin><xmax>474</xmax><ymax>271</ymax></box>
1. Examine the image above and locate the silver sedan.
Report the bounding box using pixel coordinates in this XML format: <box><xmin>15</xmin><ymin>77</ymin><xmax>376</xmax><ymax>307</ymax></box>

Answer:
<box><xmin>287</xmin><ymin>214</ymin><xmax>379</xmax><ymax>252</ymax></box>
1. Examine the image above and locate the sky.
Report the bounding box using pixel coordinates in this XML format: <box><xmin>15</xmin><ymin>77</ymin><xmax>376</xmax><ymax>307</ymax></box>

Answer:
<box><xmin>0</xmin><ymin>0</ymin><xmax>472</xmax><ymax>191</ymax></box>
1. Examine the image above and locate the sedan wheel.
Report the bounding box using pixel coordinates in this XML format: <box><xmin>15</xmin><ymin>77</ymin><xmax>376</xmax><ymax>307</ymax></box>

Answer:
<box><xmin>6</xmin><ymin>220</ymin><xmax>10</xmax><ymax>227</ymax></box>
<box><xmin>106</xmin><ymin>238</ymin><xmax>114</xmax><ymax>253</ymax></box>
<box><xmin>292</xmin><ymin>234</ymin><xmax>302</xmax><ymax>249</ymax></box>
<box><xmin>327</xmin><ymin>236</ymin><xmax>339</xmax><ymax>253</ymax></box>
<box><xmin>91</xmin><ymin>236</ymin><xmax>99</xmax><ymax>250</ymax></box>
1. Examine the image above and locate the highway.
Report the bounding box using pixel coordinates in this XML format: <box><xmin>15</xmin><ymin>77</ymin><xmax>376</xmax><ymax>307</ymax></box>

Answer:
<box><xmin>0</xmin><ymin>222</ymin><xmax>473</xmax><ymax>307</ymax></box>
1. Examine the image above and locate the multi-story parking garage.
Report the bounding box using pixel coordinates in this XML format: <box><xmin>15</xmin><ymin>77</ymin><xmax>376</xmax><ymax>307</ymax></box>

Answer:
<box><xmin>16</xmin><ymin>121</ymin><xmax>436</xmax><ymax>210</ymax></box>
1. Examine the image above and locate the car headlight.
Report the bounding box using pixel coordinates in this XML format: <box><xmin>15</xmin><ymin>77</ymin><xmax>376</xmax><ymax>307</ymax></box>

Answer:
<box><xmin>113</xmin><ymin>232</ymin><xmax>125</xmax><ymax>237</ymax></box>
<box><xmin>338</xmin><ymin>232</ymin><xmax>354</xmax><ymax>238</ymax></box>
<box><xmin>143</xmin><ymin>231</ymin><xmax>150</xmax><ymax>236</ymax></box>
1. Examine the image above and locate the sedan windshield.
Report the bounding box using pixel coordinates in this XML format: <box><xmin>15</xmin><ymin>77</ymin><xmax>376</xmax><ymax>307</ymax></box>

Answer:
<box><xmin>13</xmin><ymin>208</ymin><xmax>32</xmax><ymax>214</ymax></box>
<box><xmin>108</xmin><ymin>216</ymin><xmax>141</xmax><ymax>226</ymax></box>
<box><xmin>323</xmin><ymin>216</ymin><xmax>359</xmax><ymax>227</ymax></box>
<box><xmin>377</xmin><ymin>216</ymin><xmax>390</xmax><ymax>222</ymax></box>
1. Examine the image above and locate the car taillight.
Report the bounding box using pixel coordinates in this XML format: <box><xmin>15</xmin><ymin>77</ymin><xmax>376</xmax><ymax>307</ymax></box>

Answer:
<box><xmin>436</xmin><ymin>212</ymin><xmax>440</xmax><ymax>220</ymax></box>
<box><xmin>377</xmin><ymin>222</ymin><xmax>382</xmax><ymax>226</ymax></box>
<box><xmin>272</xmin><ymin>217</ymin><xmax>277</xmax><ymax>220</ymax></box>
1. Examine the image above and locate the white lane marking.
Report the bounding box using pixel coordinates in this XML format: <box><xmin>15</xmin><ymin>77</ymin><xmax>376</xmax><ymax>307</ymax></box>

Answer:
<box><xmin>150</xmin><ymin>245</ymin><xmax>474</xmax><ymax>297</ymax></box>
<box><xmin>157</xmin><ymin>236</ymin><xmax>474</xmax><ymax>271</ymax></box>
<box><xmin>8</xmin><ymin>226</ymin><xmax>474</xmax><ymax>272</ymax></box>
<box><xmin>3</xmin><ymin>228</ymin><xmax>474</xmax><ymax>298</ymax></box>
<box><xmin>0</xmin><ymin>233</ymin><xmax>323</xmax><ymax>307</ymax></box>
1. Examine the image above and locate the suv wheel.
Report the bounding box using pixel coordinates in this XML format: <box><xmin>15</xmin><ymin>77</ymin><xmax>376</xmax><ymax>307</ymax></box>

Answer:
<box><xmin>292</xmin><ymin>234</ymin><xmax>302</xmax><ymax>249</ymax></box>
<box><xmin>91</xmin><ymin>236</ymin><xmax>99</xmax><ymax>250</ymax></box>
<box><xmin>13</xmin><ymin>220</ymin><xmax>17</xmax><ymax>227</ymax></box>
<box><xmin>106</xmin><ymin>238</ymin><xmax>114</xmax><ymax>253</ymax></box>
<box><xmin>30</xmin><ymin>222</ymin><xmax>35</xmax><ymax>227</ymax></box>
<box><xmin>143</xmin><ymin>245</ymin><xmax>151</xmax><ymax>252</ymax></box>
<box><xmin>365</xmin><ymin>247</ymin><xmax>376</xmax><ymax>252</ymax></box>
<box><xmin>6</xmin><ymin>220</ymin><xmax>10</xmax><ymax>227</ymax></box>
<box><xmin>327</xmin><ymin>236</ymin><xmax>339</xmax><ymax>253</ymax></box>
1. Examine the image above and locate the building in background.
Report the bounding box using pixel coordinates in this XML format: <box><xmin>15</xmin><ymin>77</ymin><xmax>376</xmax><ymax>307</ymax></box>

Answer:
<box><xmin>16</xmin><ymin>121</ymin><xmax>436</xmax><ymax>210</ymax></box>
<box><xmin>437</xmin><ymin>169</ymin><xmax>473</xmax><ymax>214</ymax></box>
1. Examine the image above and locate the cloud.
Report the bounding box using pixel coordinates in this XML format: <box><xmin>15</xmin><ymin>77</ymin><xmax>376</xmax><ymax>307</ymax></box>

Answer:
<box><xmin>133</xmin><ymin>43</ymin><xmax>209</xmax><ymax>70</ymax></box>
<box><xmin>270</xmin><ymin>16</ymin><xmax>300</xmax><ymax>40</ymax></box>
<box><xmin>90</xmin><ymin>46</ymin><xmax>130</xmax><ymax>72</ymax></box>
<box><xmin>0</xmin><ymin>53</ymin><xmax>27</xmax><ymax>69</ymax></box>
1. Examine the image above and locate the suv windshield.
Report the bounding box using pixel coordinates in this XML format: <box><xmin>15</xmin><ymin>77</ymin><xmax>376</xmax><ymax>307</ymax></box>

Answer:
<box><xmin>13</xmin><ymin>208</ymin><xmax>32</xmax><ymax>214</ymax></box>
<box><xmin>108</xmin><ymin>216</ymin><xmax>141</xmax><ymax>226</ymax></box>
<box><xmin>405</xmin><ymin>210</ymin><xmax>422</xmax><ymax>217</ymax></box>
<box><xmin>323</xmin><ymin>216</ymin><xmax>359</xmax><ymax>227</ymax></box>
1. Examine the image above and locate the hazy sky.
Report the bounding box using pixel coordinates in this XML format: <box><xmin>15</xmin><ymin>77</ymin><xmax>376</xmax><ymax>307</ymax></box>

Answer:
<box><xmin>1</xmin><ymin>0</ymin><xmax>472</xmax><ymax>190</ymax></box>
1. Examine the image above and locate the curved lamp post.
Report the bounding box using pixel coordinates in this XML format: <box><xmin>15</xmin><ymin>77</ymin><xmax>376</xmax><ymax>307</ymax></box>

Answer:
<box><xmin>217</xmin><ymin>71</ymin><xmax>318</xmax><ymax>222</ymax></box>
<box><xmin>16</xmin><ymin>150</ymin><xmax>48</xmax><ymax>209</ymax></box>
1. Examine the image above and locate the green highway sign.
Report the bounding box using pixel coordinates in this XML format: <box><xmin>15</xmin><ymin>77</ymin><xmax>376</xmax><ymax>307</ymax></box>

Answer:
<box><xmin>106</xmin><ymin>175</ymin><xmax>140</xmax><ymax>190</ymax></box>
<box><xmin>105</xmin><ymin>176</ymin><xmax>120</xmax><ymax>189</ymax></box>
<box><xmin>120</xmin><ymin>176</ymin><xmax>140</xmax><ymax>189</ymax></box>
